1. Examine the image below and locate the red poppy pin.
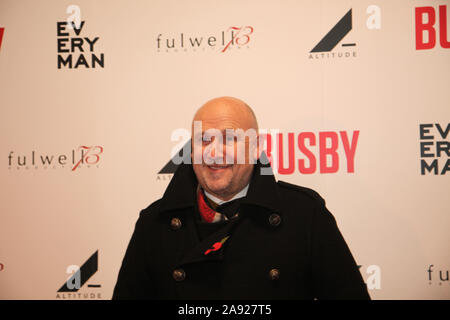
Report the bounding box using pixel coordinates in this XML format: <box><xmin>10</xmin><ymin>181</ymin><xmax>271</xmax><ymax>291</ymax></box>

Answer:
<box><xmin>204</xmin><ymin>236</ymin><xmax>230</xmax><ymax>255</ymax></box>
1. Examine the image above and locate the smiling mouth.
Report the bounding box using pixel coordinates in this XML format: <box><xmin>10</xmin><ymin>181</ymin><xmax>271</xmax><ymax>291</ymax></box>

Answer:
<box><xmin>206</xmin><ymin>164</ymin><xmax>233</xmax><ymax>171</ymax></box>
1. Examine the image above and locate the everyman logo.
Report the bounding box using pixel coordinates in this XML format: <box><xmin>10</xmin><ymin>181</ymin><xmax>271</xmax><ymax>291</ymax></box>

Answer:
<box><xmin>309</xmin><ymin>9</ymin><xmax>357</xmax><ymax>59</ymax></box>
<box><xmin>57</xmin><ymin>5</ymin><xmax>104</xmax><ymax>69</ymax></box>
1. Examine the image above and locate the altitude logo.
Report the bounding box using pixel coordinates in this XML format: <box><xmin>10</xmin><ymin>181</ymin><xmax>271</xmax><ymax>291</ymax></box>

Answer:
<box><xmin>57</xmin><ymin>5</ymin><xmax>104</xmax><ymax>69</ymax></box>
<box><xmin>7</xmin><ymin>145</ymin><xmax>104</xmax><ymax>171</ymax></box>
<box><xmin>419</xmin><ymin>123</ymin><xmax>449</xmax><ymax>175</ymax></box>
<box><xmin>309</xmin><ymin>6</ymin><xmax>381</xmax><ymax>59</ymax></box>
<box><xmin>157</xmin><ymin>140</ymin><xmax>189</xmax><ymax>181</ymax></box>
<box><xmin>156</xmin><ymin>26</ymin><xmax>254</xmax><ymax>53</ymax></box>
<box><xmin>309</xmin><ymin>8</ymin><xmax>357</xmax><ymax>59</ymax></box>
<box><xmin>56</xmin><ymin>251</ymin><xmax>101</xmax><ymax>299</ymax></box>
<box><xmin>415</xmin><ymin>5</ymin><xmax>450</xmax><ymax>50</ymax></box>
<box><xmin>157</xmin><ymin>129</ymin><xmax>360</xmax><ymax>179</ymax></box>
<box><xmin>0</xmin><ymin>27</ymin><xmax>4</xmax><ymax>50</ymax></box>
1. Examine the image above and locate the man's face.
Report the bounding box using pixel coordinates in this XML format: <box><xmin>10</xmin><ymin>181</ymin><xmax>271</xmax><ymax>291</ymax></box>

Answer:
<box><xmin>191</xmin><ymin>99</ymin><xmax>259</xmax><ymax>201</ymax></box>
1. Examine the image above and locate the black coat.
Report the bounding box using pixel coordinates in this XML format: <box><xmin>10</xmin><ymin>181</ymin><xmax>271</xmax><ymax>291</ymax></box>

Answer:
<box><xmin>113</xmin><ymin>161</ymin><xmax>370</xmax><ymax>300</ymax></box>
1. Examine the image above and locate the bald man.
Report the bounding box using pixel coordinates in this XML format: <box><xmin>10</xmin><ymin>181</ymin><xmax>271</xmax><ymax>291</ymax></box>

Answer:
<box><xmin>113</xmin><ymin>97</ymin><xmax>370</xmax><ymax>300</ymax></box>
<box><xmin>191</xmin><ymin>97</ymin><xmax>260</xmax><ymax>204</ymax></box>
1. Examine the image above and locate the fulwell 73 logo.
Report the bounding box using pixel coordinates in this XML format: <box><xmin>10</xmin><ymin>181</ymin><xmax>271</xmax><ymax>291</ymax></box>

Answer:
<box><xmin>157</xmin><ymin>25</ymin><xmax>254</xmax><ymax>53</ymax></box>
<box><xmin>7</xmin><ymin>145</ymin><xmax>103</xmax><ymax>171</ymax></box>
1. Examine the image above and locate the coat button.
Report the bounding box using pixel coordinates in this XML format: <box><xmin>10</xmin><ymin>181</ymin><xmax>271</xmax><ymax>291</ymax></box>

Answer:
<box><xmin>173</xmin><ymin>269</ymin><xmax>186</xmax><ymax>282</ymax></box>
<box><xmin>268</xmin><ymin>213</ymin><xmax>281</xmax><ymax>227</ymax></box>
<box><xmin>269</xmin><ymin>268</ymin><xmax>280</xmax><ymax>281</ymax></box>
<box><xmin>170</xmin><ymin>217</ymin><xmax>182</xmax><ymax>230</ymax></box>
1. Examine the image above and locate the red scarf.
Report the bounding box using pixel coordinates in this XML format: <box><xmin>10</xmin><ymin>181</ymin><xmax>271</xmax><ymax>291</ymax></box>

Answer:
<box><xmin>197</xmin><ymin>188</ymin><xmax>218</xmax><ymax>223</ymax></box>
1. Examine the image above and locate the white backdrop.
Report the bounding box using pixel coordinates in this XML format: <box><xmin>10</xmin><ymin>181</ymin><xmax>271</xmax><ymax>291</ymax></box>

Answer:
<box><xmin>0</xmin><ymin>0</ymin><xmax>449</xmax><ymax>299</ymax></box>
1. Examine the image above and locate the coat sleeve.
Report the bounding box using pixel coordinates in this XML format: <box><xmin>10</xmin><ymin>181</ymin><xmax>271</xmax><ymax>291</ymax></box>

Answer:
<box><xmin>112</xmin><ymin>211</ymin><xmax>154</xmax><ymax>299</ymax></box>
<box><xmin>310</xmin><ymin>201</ymin><xmax>371</xmax><ymax>300</ymax></box>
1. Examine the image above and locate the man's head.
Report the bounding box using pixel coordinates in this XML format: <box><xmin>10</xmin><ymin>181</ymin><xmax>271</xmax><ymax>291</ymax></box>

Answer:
<box><xmin>191</xmin><ymin>96</ymin><xmax>261</xmax><ymax>201</ymax></box>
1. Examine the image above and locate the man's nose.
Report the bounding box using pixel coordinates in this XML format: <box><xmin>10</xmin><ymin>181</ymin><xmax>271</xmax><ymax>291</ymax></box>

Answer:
<box><xmin>206</xmin><ymin>139</ymin><xmax>225</xmax><ymax>163</ymax></box>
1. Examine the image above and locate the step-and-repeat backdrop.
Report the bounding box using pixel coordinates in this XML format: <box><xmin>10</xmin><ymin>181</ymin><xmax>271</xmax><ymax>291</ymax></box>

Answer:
<box><xmin>0</xmin><ymin>0</ymin><xmax>449</xmax><ymax>300</ymax></box>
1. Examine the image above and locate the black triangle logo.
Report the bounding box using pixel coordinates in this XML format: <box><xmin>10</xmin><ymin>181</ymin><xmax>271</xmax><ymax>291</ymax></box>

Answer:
<box><xmin>57</xmin><ymin>251</ymin><xmax>98</xmax><ymax>292</ymax></box>
<box><xmin>310</xmin><ymin>9</ymin><xmax>353</xmax><ymax>53</ymax></box>
<box><xmin>158</xmin><ymin>140</ymin><xmax>191</xmax><ymax>174</ymax></box>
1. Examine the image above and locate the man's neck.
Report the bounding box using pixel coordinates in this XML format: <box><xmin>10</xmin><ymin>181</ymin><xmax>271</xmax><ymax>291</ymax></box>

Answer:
<box><xmin>204</xmin><ymin>185</ymin><xmax>249</xmax><ymax>205</ymax></box>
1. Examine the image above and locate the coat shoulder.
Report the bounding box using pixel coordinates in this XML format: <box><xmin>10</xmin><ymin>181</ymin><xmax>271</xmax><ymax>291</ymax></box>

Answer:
<box><xmin>276</xmin><ymin>180</ymin><xmax>325</xmax><ymax>206</ymax></box>
<box><xmin>139</xmin><ymin>198</ymin><xmax>164</xmax><ymax>219</ymax></box>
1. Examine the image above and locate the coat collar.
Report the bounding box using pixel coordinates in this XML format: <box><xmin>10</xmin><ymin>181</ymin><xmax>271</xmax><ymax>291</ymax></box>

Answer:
<box><xmin>158</xmin><ymin>162</ymin><xmax>198</xmax><ymax>213</ymax></box>
<box><xmin>158</xmin><ymin>153</ymin><xmax>281</xmax><ymax>215</ymax></box>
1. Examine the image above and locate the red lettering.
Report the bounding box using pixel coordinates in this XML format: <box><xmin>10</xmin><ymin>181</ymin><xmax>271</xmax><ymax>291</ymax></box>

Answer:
<box><xmin>84</xmin><ymin>145</ymin><xmax>103</xmax><ymax>164</ymax></box>
<box><xmin>298</xmin><ymin>132</ymin><xmax>316</xmax><ymax>174</ymax></box>
<box><xmin>319</xmin><ymin>132</ymin><xmax>339</xmax><ymax>173</ymax></box>
<box><xmin>0</xmin><ymin>28</ymin><xmax>4</xmax><ymax>50</ymax></box>
<box><xmin>416</xmin><ymin>7</ymin><xmax>436</xmax><ymax>50</ymax></box>
<box><xmin>261</xmin><ymin>130</ymin><xmax>359</xmax><ymax>175</ymax></box>
<box><xmin>277</xmin><ymin>133</ymin><xmax>295</xmax><ymax>174</ymax></box>
<box><xmin>439</xmin><ymin>5</ymin><xmax>450</xmax><ymax>48</ymax></box>
<box><xmin>340</xmin><ymin>131</ymin><xmax>359</xmax><ymax>173</ymax></box>
<box><xmin>222</xmin><ymin>26</ymin><xmax>253</xmax><ymax>52</ymax></box>
<box><xmin>72</xmin><ymin>145</ymin><xmax>103</xmax><ymax>171</ymax></box>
